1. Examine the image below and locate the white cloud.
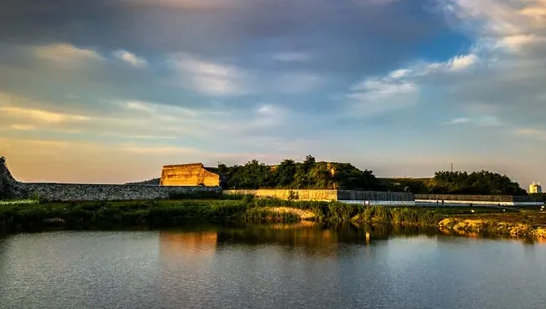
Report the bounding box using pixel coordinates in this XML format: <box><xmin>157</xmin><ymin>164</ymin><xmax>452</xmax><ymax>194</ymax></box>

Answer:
<box><xmin>423</xmin><ymin>54</ymin><xmax>479</xmax><ymax>74</ymax></box>
<box><xmin>389</xmin><ymin>69</ymin><xmax>411</xmax><ymax>79</ymax></box>
<box><xmin>10</xmin><ymin>124</ymin><xmax>37</xmax><ymax>131</ymax></box>
<box><xmin>498</xmin><ymin>34</ymin><xmax>546</xmax><ymax>53</ymax></box>
<box><xmin>346</xmin><ymin>77</ymin><xmax>419</xmax><ymax>117</ymax></box>
<box><xmin>120</xmin><ymin>145</ymin><xmax>200</xmax><ymax>154</ymax></box>
<box><xmin>123</xmin><ymin>100</ymin><xmax>155</xmax><ymax>112</ymax></box>
<box><xmin>272</xmin><ymin>52</ymin><xmax>313</xmax><ymax>62</ymax></box>
<box><xmin>444</xmin><ymin>117</ymin><xmax>471</xmax><ymax>125</ymax></box>
<box><xmin>169</xmin><ymin>53</ymin><xmax>324</xmax><ymax>96</ymax></box>
<box><xmin>255</xmin><ymin>104</ymin><xmax>287</xmax><ymax>127</ymax></box>
<box><xmin>351</xmin><ymin>78</ymin><xmax>418</xmax><ymax>97</ymax></box>
<box><xmin>114</xmin><ymin>50</ymin><xmax>147</xmax><ymax>67</ymax></box>
<box><xmin>170</xmin><ymin>53</ymin><xmax>248</xmax><ymax>96</ymax></box>
<box><xmin>35</xmin><ymin>43</ymin><xmax>103</xmax><ymax>64</ymax></box>
<box><xmin>0</xmin><ymin>106</ymin><xmax>90</xmax><ymax>123</ymax></box>
<box><xmin>440</xmin><ymin>0</ymin><xmax>546</xmax><ymax>54</ymax></box>
<box><xmin>515</xmin><ymin>128</ymin><xmax>546</xmax><ymax>141</ymax></box>
<box><xmin>448</xmin><ymin>54</ymin><xmax>479</xmax><ymax>71</ymax></box>
<box><xmin>444</xmin><ymin>115</ymin><xmax>502</xmax><ymax>126</ymax></box>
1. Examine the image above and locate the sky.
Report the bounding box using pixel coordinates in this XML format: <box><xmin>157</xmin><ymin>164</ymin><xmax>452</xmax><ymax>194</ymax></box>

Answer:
<box><xmin>0</xmin><ymin>0</ymin><xmax>545</xmax><ymax>185</ymax></box>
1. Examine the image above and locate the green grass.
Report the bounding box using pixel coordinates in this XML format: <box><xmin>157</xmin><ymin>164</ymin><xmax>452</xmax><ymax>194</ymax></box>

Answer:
<box><xmin>0</xmin><ymin>198</ymin><xmax>524</xmax><ymax>234</ymax></box>
<box><xmin>0</xmin><ymin>200</ymin><xmax>38</xmax><ymax>205</ymax></box>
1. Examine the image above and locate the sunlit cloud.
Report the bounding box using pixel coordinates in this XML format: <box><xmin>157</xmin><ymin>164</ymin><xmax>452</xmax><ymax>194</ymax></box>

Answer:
<box><xmin>123</xmin><ymin>100</ymin><xmax>155</xmax><ymax>112</ymax></box>
<box><xmin>10</xmin><ymin>124</ymin><xmax>37</xmax><ymax>131</ymax></box>
<box><xmin>0</xmin><ymin>106</ymin><xmax>90</xmax><ymax>123</ymax></box>
<box><xmin>170</xmin><ymin>53</ymin><xmax>248</xmax><ymax>96</ymax></box>
<box><xmin>444</xmin><ymin>116</ymin><xmax>502</xmax><ymax>126</ymax></box>
<box><xmin>346</xmin><ymin>76</ymin><xmax>419</xmax><ymax>117</ymax></box>
<box><xmin>515</xmin><ymin>128</ymin><xmax>546</xmax><ymax>141</ymax></box>
<box><xmin>34</xmin><ymin>43</ymin><xmax>103</xmax><ymax>64</ymax></box>
<box><xmin>113</xmin><ymin>49</ymin><xmax>148</xmax><ymax>67</ymax></box>
<box><xmin>444</xmin><ymin>117</ymin><xmax>471</xmax><ymax>125</ymax></box>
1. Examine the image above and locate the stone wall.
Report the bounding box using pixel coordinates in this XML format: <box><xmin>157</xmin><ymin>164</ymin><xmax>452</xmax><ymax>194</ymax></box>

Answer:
<box><xmin>160</xmin><ymin>163</ymin><xmax>220</xmax><ymax>187</ymax></box>
<box><xmin>0</xmin><ymin>157</ymin><xmax>221</xmax><ymax>202</ymax></box>
<box><xmin>415</xmin><ymin>194</ymin><xmax>535</xmax><ymax>202</ymax></box>
<box><xmin>0</xmin><ymin>156</ymin><xmax>26</xmax><ymax>199</ymax></box>
<box><xmin>224</xmin><ymin>189</ymin><xmax>339</xmax><ymax>201</ymax></box>
<box><xmin>337</xmin><ymin>190</ymin><xmax>414</xmax><ymax>201</ymax></box>
<box><xmin>19</xmin><ymin>183</ymin><xmax>221</xmax><ymax>202</ymax></box>
<box><xmin>224</xmin><ymin>189</ymin><xmax>413</xmax><ymax>202</ymax></box>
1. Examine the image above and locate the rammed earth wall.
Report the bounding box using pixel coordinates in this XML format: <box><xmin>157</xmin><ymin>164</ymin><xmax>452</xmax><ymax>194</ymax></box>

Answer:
<box><xmin>0</xmin><ymin>157</ymin><xmax>221</xmax><ymax>202</ymax></box>
<box><xmin>224</xmin><ymin>189</ymin><xmax>414</xmax><ymax>202</ymax></box>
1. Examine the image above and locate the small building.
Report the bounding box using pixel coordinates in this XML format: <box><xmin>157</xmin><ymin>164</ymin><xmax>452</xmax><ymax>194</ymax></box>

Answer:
<box><xmin>160</xmin><ymin>163</ymin><xmax>221</xmax><ymax>187</ymax></box>
<box><xmin>529</xmin><ymin>182</ymin><xmax>543</xmax><ymax>194</ymax></box>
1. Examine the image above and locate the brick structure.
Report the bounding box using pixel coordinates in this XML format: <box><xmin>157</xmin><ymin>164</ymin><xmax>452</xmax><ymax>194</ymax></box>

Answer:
<box><xmin>160</xmin><ymin>163</ymin><xmax>221</xmax><ymax>187</ymax></box>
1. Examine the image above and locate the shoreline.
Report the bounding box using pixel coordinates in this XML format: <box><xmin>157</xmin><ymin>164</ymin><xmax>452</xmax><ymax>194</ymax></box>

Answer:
<box><xmin>1</xmin><ymin>199</ymin><xmax>546</xmax><ymax>240</ymax></box>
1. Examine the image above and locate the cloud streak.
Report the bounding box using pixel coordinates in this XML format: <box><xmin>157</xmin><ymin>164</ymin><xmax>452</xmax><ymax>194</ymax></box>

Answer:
<box><xmin>113</xmin><ymin>50</ymin><xmax>147</xmax><ymax>67</ymax></box>
<box><xmin>34</xmin><ymin>43</ymin><xmax>103</xmax><ymax>65</ymax></box>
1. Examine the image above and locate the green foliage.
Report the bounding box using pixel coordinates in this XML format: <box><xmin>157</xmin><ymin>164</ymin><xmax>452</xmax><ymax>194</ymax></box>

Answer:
<box><xmin>381</xmin><ymin>178</ymin><xmax>430</xmax><ymax>194</ymax></box>
<box><xmin>382</xmin><ymin>170</ymin><xmax>526</xmax><ymax>195</ymax></box>
<box><xmin>242</xmin><ymin>208</ymin><xmax>301</xmax><ymax>223</ymax></box>
<box><xmin>220</xmin><ymin>155</ymin><xmax>384</xmax><ymax>190</ymax></box>
<box><xmin>29</xmin><ymin>191</ymin><xmax>48</xmax><ymax>203</ymax></box>
<box><xmin>1</xmin><ymin>198</ymin><xmax>521</xmax><ymax>234</ymax></box>
<box><xmin>327</xmin><ymin>202</ymin><xmax>362</xmax><ymax>222</ymax></box>
<box><xmin>168</xmin><ymin>191</ymin><xmax>222</xmax><ymax>200</ymax></box>
<box><xmin>353</xmin><ymin>206</ymin><xmax>444</xmax><ymax>226</ymax></box>
<box><xmin>429</xmin><ymin>171</ymin><xmax>526</xmax><ymax>195</ymax></box>
<box><xmin>287</xmin><ymin>190</ymin><xmax>299</xmax><ymax>200</ymax></box>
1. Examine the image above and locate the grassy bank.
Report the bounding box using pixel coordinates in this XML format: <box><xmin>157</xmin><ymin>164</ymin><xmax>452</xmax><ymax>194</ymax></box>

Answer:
<box><xmin>1</xmin><ymin>198</ymin><xmax>545</xmax><ymax>240</ymax></box>
<box><xmin>438</xmin><ymin>212</ymin><xmax>546</xmax><ymax>239</ymax></box>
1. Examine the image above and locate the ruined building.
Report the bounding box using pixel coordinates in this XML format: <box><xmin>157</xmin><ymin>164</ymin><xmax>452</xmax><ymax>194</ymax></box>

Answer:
<box><xmin>160</xmin><ymin>163</ymin><xmax>221</xmax><ymax>187</ymax></box>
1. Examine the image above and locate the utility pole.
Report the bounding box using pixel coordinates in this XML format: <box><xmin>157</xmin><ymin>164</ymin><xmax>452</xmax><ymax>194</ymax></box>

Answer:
<box><xmin>450</xmin><ymin>163</ymin><xmax>453</xmax><ymax>172</ymax></box>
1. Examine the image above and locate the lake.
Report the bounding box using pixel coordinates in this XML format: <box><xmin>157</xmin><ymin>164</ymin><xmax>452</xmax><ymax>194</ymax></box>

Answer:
<box><xmin>1</xmin><ymin>224</ymin><xmax>545</xmax><ymax>309</ymax></box>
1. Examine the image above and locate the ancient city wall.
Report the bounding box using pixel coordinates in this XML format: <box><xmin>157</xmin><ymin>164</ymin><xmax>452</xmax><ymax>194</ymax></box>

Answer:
<box><xmin>19</xmin><ymin>183</ymin><xmax>221</xmax><ymax>202</ymax></box>
<box><xmin>415</xmin><ymin>194</ymin><xmax>534</xmax><ymax>202</ymax></box>
<box><xmin>0</xmin><ymin>157</ymin><xmax>221</xmax><ymax>202</ymax></box>
<box><xmin>337</xmin><ymin>190</ymin><xmax>414</xmax><ymax>201</ymax></box>
<box><xmin>224</xmin><ymin>189</ymin><xmax>339</xmax><ymax>201</ymax></box>
<box><xmin>160</xmin><ymin>163</ymin><xmax>220</xmax><ymax>187</ymax></box>
<box><xmin>224</xmin><ymin>189</ymin><xmax>413</xmax><ymax>202</ymax></box>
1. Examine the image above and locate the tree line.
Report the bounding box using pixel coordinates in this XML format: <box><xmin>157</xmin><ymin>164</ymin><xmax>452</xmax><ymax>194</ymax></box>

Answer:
<box><xmin>126</xmin><ymin>155</ymin><xmax>527</xmax><ymax>196</ymax></box>
<box><xmin>217</xmin><ymin>155</ymin><xmax>385</xmax><ymax>191</ymax></box>
<box><xmin>385</xmin><ymin>170</ymin><xmax>527</xmax><ymax>196</ymax></box>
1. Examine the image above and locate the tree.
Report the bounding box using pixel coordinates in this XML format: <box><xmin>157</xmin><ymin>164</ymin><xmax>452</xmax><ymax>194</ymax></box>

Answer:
<box><xmin>274</xmin><ymin>159</ymin><xmax>296</xmax><ymax>188</ymax></box>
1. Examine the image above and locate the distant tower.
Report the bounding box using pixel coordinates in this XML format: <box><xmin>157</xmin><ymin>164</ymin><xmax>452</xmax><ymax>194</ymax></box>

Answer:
<box><xmin>529</xmin><ymin>182</ymin><xmax>543</xmax><ymax>194</ymax></box>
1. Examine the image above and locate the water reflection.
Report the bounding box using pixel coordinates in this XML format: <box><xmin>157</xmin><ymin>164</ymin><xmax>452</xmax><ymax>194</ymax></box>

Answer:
<box><xmin>1</xmin><ymin>225</ymin><xmax>546</xmax><ymax>309</ymax></box>
<box><xmin>156</xmin><ymin>223</ymin><xmax>442</xmax><ymax>258</ymax></box>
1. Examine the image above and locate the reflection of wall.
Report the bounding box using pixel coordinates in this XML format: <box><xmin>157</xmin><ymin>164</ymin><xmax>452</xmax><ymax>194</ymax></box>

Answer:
<box><xmin>160</xmin><ymin>164</ymin><xmax>220</xmax><ymax>187</ymax></box>
<box><xmin>159</xmin><ymin>231</ymin><xmax>218</xmax><ymax>257</ymax></box>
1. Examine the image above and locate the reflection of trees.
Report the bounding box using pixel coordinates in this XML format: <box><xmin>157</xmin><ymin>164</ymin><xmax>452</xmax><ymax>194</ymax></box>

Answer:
<box><xmin>157</xmin><ymin>223</ymin><xmax>443</xmax><ymax>259</ymax></box>
<box><xmin>215</xmin><ymin>223</ymin><xmax>435</xmax><ymax>249</ymax></box>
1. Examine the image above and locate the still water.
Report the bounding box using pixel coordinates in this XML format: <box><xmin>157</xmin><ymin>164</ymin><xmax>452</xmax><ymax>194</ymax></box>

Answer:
<box><xmin>1</xmin><ymin>224</ymin><xmax>546</xmax><ymax>309</ymax></box>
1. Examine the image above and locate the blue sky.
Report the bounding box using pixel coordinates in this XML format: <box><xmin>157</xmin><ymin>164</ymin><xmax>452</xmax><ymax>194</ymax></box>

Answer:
<box><xmin>0</xmin><ymin>0</ymin><xmax>545</xmax><ymax>185</ymax></box>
